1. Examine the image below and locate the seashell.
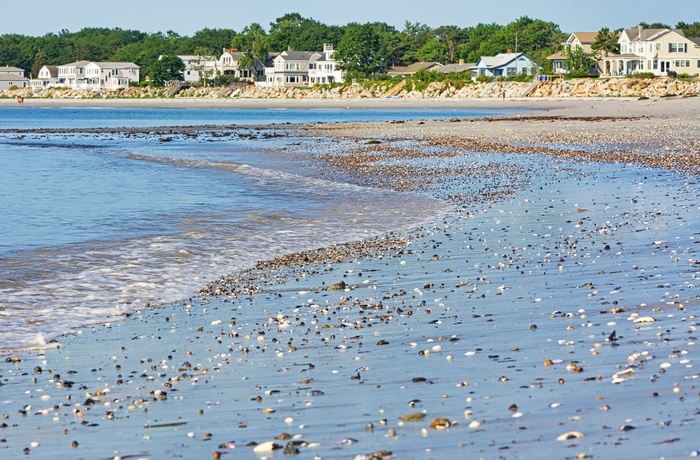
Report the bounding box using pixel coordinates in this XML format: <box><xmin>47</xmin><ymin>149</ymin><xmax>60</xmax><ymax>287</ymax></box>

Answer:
<box><xmin>557</xmin><ymin>431</ymin><xmax>584</xmax><ymax>441</ymax></box>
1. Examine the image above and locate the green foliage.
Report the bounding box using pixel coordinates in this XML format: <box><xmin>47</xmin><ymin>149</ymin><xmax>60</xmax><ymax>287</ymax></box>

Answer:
<box><xmin>563</xmin><ymin>46</ymin><xmax>594</xmax><ymax>77</ymax></box>
<box><xmin>149</xmin><ymin>55</ymin><xmax>185</xmax><ymax>86</ymax></box>
<box><xmin>675</xmin><ymin>21</ymin><xmax>700</xmax><ymax>37</ymax></box>
<box><xmin>335</xmin><ymin>23</ymin><xmax>386</xmax><ymax>76</ymax></box>
<box><xmin>626</xmin><ymin>72</ymin><xmax>655</xmax><ymax>79</ymax></box>
<box><xmin>591</xmin><ymin>27</ymin><xmax>619</xmax><ymax>58</ymax></box>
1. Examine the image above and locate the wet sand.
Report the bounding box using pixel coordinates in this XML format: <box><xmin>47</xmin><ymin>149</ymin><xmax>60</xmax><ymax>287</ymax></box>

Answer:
<box><xmin>1</xmin><ymin>97</ymin><xmax>700</xmax><ymax>460</ymax></box>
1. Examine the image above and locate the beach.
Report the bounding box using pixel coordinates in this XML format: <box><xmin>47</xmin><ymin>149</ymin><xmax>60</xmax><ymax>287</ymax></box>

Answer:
<box><xmin>1</xmin><ymin>96</ymin><xmax>700</xmax><ymax>460</ymax></box>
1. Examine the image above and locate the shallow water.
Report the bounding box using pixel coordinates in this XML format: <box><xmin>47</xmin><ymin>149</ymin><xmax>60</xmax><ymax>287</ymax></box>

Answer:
<box><xmin>2</xmin><ymin>138</ymin><xmax>699</xmax><ymax>459</ymax></box>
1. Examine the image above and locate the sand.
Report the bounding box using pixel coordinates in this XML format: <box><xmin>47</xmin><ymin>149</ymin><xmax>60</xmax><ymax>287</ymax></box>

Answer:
<box><xmin>1</xmin><ymin>96</ymin><xmax>700</xmax><ymax>460</ymax></box>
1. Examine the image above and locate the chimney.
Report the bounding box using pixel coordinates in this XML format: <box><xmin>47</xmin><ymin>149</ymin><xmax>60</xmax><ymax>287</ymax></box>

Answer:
<box><xmin>507</xmin><ymin>49</ymin><xmax>512</xmax><ymax>54</ymax></box>
<box><xmin>459</xmin><ymin>59</ymin><xmax>464</xmax><ymax>65</ymax></box>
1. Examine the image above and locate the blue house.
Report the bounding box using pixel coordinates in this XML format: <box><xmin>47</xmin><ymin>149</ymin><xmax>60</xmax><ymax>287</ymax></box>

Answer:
<box><xmin>472</xmin><ymin>52</ymin><xmax>540</xmax><ymax>80</ymax></box>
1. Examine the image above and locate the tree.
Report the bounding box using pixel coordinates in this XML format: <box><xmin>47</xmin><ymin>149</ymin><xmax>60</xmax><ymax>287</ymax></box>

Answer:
<box><xmin>676</xmin><ymin>21</ymin><xmax>700</xmax><ymax>37</ymax></box>
<box><xmin>638</xmin><ymin>22</ymin><xmax>671</xmax><ymax>29</ymax></box>
<box><xmin>31</xmin><ymin>49</ymin><xmax>46</xmax><ymax>78</ymax></box>
<box><xmin>149</xmin><ymin>54</ymin><xmax>184</xmax><ymax>86</ymax></box>
<box><xmin>334</xmin><ymin>23</ymin><xmax>385</xmax><ymax>77</ymax></box>
<box><xmin>591</xmin><ymin>27</ymin><xmax>619</xmax><ymax>59</ymax></box>
<box><xmin>186</xmin><ymin>28</ymin><xmax>237</xmax><ymax>55</ymax></box>
<box><xmin>563</xmin><ymin>45</ymin><xmax>594</xmax><ymax>77</ymax></box>
<box><xmin>232</xmin><ymin>23</ymin><xmax>269</xmax><ymax>69</ymax></box>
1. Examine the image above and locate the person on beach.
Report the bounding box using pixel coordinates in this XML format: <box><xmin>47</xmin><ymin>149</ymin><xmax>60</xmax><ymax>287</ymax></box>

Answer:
<box><xmin>16</xmin><ymin>95</ymin><xmax>23</xmax><ymax>105</ymax></box>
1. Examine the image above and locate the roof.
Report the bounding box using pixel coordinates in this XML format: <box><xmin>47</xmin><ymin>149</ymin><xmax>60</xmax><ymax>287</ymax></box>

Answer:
<box><xmin>40</xmin><ymin>65</ymin><xmax>58</xmax><ymax>77</ymax></box>
<box><xmin>0</xmin><ymin>66</ymin><xmax>24</xmax><ymax>73</ymax></box>
<box><xmin>623</xmin><ymin>27</ymin><xmax>685</xmax><ymax>42</ymax></box>
<box><xmin>477</xmin><ymin>52</ymin><xmax>529</xmax><ymax>68</ymax></box>
<box><xmin>388</xmin><ymin>61</ymin><xmax>442</xmax><ymax>75</ymax></box>
<box><xmin>59</xmin><ymin>61</ymin><xmax>92</xmax><ymax>67</ymax></box>
<box><xmin>88</xmin><ymin>62</ymin><xmax>139</xmax><ymax>68</ymax></box>
<box><xmin>567</xmin><ymin>32</ymin><xmax>598</xmax><ymax>44</ymax></box>
<box><xmin>278</xmin><ymin>51</ymin><xmax>320</xmax><ymax>61</ymax></box>
<box><xmin>434</xmin><ymin>62</ymin><xmax>474</xmax><ymax>73</ymax></box>
<box><xmin>0</xmin><ymin>74</ymin><xmax>28</xmax><ymax>81</ymax></box>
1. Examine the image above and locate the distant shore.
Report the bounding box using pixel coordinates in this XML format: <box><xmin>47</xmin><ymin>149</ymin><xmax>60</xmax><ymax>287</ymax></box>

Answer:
<box><xmin>0</xmin><ymin>93</ymin><xmax>694</xmax><ymax>116</ymax></box>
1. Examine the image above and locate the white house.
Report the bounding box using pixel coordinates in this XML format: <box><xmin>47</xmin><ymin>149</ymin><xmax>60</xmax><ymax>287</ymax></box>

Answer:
<box><xmin>51</xmin><ymin>61</ymin><xmax>138</xmax><ymax>90</ymax></box>
<box><xmin>31</xmin><ymin>65</ymin><xmax>59</xmax><ymax>88</ymax></box>
<box><xmin>83</xmin><ymin>62</ymin><xmax>139</xmax><ymax>90</ymax></box>
<box><xmin>602</xmin><ymin>27</ymin><xmax>700</xmax><ymax>76</ymax></box>
<box><xmin>473</xmin><ymin>52</ymin><xmax>539</xmax><ymax>80</ymax></box>
<box><xmin>308</xmin><ymin>44</ymin><xmax>344</xmax><ymax>85</ymax></box>
<box><xmin>178</xmin><ymin>55</ymin><xmax>221</xmax><ymax>83</ymax></box>
<box><xmin>56</xmin><ymin>60</ymin><xmax>90</xmax><ymax>87</ymax></box>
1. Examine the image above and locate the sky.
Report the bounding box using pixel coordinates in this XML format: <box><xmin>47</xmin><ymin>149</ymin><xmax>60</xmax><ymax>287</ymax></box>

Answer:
<box><xmin>1</xmin><ymin>0</ymin><xmax>697</xmax><ymax>37</ymax></box>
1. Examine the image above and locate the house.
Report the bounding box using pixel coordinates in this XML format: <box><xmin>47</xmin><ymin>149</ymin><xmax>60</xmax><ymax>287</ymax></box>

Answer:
<box><xmin>51</xmin><ymin>61</ymin><xmax>138</xmax><ymax>90</ymax></box>
<box><xmin>472</xmin><ymin>52</ymin><xmax>539</xmax><ymax>80</ymax></box>
<box><xmin>83</xmin><ymin>62</ymin><xmax>139</xmax><ymax>90</ymax></box>
<box><xmin>602</xmin><ymin>27</ymin><xmax>700</xmax><ymax>76</ymax></box>
<box><xmin>31</xmin><ymin>65</ymin><xmax>59</xmax><ymax>89</ymax></box>
<box><xmin>56</xmin><ymin>60</ymin><xmax>91</xmax><ymax>87</ymax></box>
<box><xmin>435</xmin><ymin>60</ymin><xmax>475</xmax><ymax>74</ymax></box>
<box><xmin>0</xmin><ymin>66</ymin><xmax>25</xmax><ymax>77</ymax></box>
<box><xmin>0</xmin><ymin>72</ymin><xmax>29</xmax><ymax>90</ymax></box>
<box><xmin>308</xmin><ymin>44</ymin><xmax>343</xmax><ymax>85</ymax></box>
<box><xmin>388</xmin><ymin>61</ymin><xmax>443</xmax><ymax>77</ymax></box>
<box><xmin>263</xmin><ymin>49</ymin><xmax>321</xmax><ymax>87</ymax></box>
<box><xmin>219</xmin><ymin>49</ymin><xmax>265</xmax><ymax>82</ymax></box>
<box><xmin>178</xmin><ymin>55</ymin><xmax>221</xmax><ymax>83</ymax></box>
<box><xmin>547</xmin><ymin>32</ymin><xmax>600</xmax><ymax>75</ymax></box>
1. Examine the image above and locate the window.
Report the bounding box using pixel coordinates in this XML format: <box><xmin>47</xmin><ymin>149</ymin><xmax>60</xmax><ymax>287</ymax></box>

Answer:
<box><xmin>669</xmin><ymin>43</ymin><xmax>687</xmax><ymax>53</ymax></box>
<box><xmin>675</xmin><ymin>60</ymin><xmax>690</xmax><ymax>67</ymax></box>
<box><xmin>506</xmin><ymin>67</ymin><xmax>516</xmax><ymax>76</ymax></box>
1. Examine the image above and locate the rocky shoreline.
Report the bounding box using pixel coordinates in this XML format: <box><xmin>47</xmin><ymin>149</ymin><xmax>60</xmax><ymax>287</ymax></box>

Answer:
<box><xmin>2</xmin><ymin>76</ymin><xmax>699</xmax><ymax>101</ymax></box>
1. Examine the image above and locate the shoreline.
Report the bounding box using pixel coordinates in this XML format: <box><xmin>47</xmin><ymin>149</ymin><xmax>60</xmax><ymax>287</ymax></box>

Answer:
<box><xmin>2</xmin><ymin>99</ymin><xmax>700</xmax><ymax>459</ymax></box>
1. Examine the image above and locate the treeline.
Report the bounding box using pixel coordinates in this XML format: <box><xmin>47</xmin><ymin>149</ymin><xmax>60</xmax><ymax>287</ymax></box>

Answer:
<box><xmin>1</xmin><ymin>13</ymin><xmax>699</xmax><ymax>79</ymax></box>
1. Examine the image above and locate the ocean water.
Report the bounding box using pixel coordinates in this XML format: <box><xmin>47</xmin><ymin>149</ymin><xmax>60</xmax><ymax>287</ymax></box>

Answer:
<box><xmin>0</xmin><ymin>107</ymin><xmax>512</xmax><ymax>352</ymax></box>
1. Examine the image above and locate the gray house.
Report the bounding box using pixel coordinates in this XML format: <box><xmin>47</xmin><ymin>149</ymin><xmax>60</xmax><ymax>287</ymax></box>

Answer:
<box><xmin>0</xmin><ymin>67</ymin><xmax>29</xmax><ymax>90</ymax></box>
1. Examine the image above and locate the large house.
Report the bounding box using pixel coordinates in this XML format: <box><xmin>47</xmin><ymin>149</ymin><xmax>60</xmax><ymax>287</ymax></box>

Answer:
<box><xmin>547</xmin><ymin>32</ymin><xmax>600</xmax><ymax>75</ymax></box>
<box><xmin>219</xmin><ymin>49</ymin><xmax>266</xmax><ymax>82</ymax></box>
<box><xmin>308</xmin><ymin>44</ymin><xmax>343</xmax><ymax>85</ymax></box>
<box><xmin>37</xmin><ymin>61</ymin><xmax>139</xmax><ymax>90</ymax></box>
<box><xmin>263</xmin><ymin>44</ymin><xmax>343</xmax><ymax>87</ymax></box>
<box><xmin>602</xmin><ymin>27</ymin><xmax>700</xmax><ymax>76</ymax></box>
<box><xmin>472</xmin><ymin>52</ymin><xmax>539</xmax><ymax>80</ymax></box>
<box><xmin>0</xmin><ymin>67</ymin><xmax>29</xmax><ymax>90</ymax></box>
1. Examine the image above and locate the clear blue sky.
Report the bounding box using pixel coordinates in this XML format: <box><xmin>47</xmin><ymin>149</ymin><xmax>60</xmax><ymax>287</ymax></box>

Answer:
<box><xmin>3</xmin><ymin>0</ymin><xmax>696</xmax><ymax>37</ymax></box>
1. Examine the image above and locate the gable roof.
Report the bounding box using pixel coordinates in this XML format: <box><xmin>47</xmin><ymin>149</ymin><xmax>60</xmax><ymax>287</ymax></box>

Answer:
<box><xmin>0</xmin><ymin>73</ymin><xmax>28</xmax><ymax>82</ymax></box>
<box><xmin>567</xmin><ymin>32</ymin><xmax>598</xmax><ymax>44</ymax></box>
<box><xmin>278</xmin><ymin>50</ymin><xmax>320</xmax><ymax>61</ymax></box>
<box><xmin>388</xmin><ymin>61</ymin><xmax>442</xmax><ymax>75</ymax></box>
<box><xmin>39</xmin><ymin>65</ymin><xmax>58</xmax><ymax>77</ymax></box>
<box><xmin>59</xmin><ymin>60</ymin><xmax>92</xmax><ymax>67</ymax></box>
<box><xmin>477</xmin><ymin>52</ymin><xmax>528</xmax><ymax>68</ymax></box>
<box><xmin>87</xmin><ymin>61</ymin><xmax>139</xmax><ymax>69</ymax></box>
<box><xmin>435</xmin><ymin>62</ymin><xmax>474</xmax><ymax>73</ymax></box>
<box><xmin>0</xmin><ymin>66</ymin><xmax>24</xmax><ymax>73</ymax></box>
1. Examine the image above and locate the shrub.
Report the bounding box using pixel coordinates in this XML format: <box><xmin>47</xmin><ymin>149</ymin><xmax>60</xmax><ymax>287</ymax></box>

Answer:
<box><xmin>627</xmin><ymin>72</ymin><xmax>656</xmax><ymax>79</ymax></box>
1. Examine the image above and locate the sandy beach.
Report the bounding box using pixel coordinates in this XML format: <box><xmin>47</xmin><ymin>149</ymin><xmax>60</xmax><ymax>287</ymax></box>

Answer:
<box><xmin>2</xmin><ymin>96</ymin><xmax>700</xmax><ymax>460</ymax></box>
